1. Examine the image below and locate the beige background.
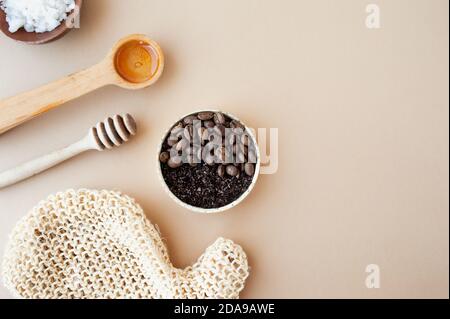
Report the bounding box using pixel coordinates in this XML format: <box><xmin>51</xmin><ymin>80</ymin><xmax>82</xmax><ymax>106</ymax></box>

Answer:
<box><xmin>0</xmin><ymin>0</ymin><xmax>448</xmax><ymax>298</ymax></box>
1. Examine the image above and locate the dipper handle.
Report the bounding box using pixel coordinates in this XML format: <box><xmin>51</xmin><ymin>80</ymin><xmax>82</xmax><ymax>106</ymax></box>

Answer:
<box><xmin>0</xmin><ymin>114</ymin><xmax>137</xmax><ymax>189</ymax></box>
<box><xmin>0</xmin><ymin>139</ymin><xmax>90</xmax><ymax>189</ymax></box>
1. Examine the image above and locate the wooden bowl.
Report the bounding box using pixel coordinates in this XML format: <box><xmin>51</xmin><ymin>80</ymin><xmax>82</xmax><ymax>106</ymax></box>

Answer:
<box><xmin>0</xmin><ymin>0</ymin><xmax>82</xmax><ymax>44</ymax></box>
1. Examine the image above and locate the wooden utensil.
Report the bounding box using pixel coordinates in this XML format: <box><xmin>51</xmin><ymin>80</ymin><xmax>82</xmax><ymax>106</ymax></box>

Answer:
<box><xmin>0</xmin><ymin>34</ymin><xmax>164</xmax><ymax>135</ymax></box>
<box><xmin>0</xmin><ymin>0</ymin><xmax>83</xmax><ymax>44</ymax></box>
<box><xmin>0</xmin><ymin>114</ymin><xmax>137</xmax><ymax>189</ymax></box>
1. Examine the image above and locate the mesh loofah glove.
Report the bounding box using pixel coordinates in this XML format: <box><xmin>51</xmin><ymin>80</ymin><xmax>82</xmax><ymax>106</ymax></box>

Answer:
<box><xmin>2</xmin><ymin>189</ymin><xmax>249</xmax><ymax>299</ymax></box>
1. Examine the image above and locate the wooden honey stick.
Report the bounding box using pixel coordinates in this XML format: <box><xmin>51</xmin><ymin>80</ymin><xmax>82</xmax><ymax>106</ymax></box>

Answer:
<box><xmin>0</xmin><ymin>114</ymin><xmax>137</xmax><ymax>189</ymax></box>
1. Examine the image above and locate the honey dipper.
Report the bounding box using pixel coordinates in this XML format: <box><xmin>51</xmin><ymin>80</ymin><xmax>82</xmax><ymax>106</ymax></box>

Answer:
<box><xmin>0</xmin><ymin>114</ymin><xmax>137</xmax><ymax>189</ymax></box>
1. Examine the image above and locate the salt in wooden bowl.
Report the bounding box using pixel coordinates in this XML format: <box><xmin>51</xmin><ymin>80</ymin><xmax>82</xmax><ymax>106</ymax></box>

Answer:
<box><xmin>0</xmin><ymin>0</ymin><xmax>82</xmax><ymax>44</ymax></box>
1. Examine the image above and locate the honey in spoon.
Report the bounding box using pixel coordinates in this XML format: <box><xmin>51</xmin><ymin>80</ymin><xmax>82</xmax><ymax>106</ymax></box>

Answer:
<box><xmin>114</xmin><ymin>40</ymin><xmax>160</xmax><ymax>84</ymax></box>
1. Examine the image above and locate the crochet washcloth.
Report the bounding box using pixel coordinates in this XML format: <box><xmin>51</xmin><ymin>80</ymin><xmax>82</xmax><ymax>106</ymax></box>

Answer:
<box><xmin>1</xmin><ymin>189</ymin><xmax>249</xmax><ymax>299</ymax></box>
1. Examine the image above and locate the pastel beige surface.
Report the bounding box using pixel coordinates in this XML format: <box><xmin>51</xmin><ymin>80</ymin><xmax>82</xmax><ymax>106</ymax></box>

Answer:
<box><xmin>0</xmin><ymin>0</ymin><xmax>448</xmax><ymax>299</ymax></box>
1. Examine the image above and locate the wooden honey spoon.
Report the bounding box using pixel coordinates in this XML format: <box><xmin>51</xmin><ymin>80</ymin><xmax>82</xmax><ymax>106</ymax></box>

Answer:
<box><xmin>0</xmin><ymin>114</ymin><xmax>137</xmax><ymax>189</ymax></box>
<box><xmin>0</xmin><ymin>34</ymin><xmax>164</xmax><ymax>135</ymax></box>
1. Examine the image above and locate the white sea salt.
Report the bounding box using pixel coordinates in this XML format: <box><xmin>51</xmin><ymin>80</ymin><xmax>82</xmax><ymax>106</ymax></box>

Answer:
<box><xmin>0</xmin><ymin>0</ymin><xmax>76</xmax><ymax>33</ymax></box>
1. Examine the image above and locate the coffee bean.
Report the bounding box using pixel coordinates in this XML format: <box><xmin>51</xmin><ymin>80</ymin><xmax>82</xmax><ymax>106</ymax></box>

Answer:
<box><xmin>168</xmin><ymin>156</ymin><xmax>182</xmax><ymax>169</ymax></box>
<box><xmin>205</xmin><ymin>155</ymin><xmax>215</xmax><ymax>166</ymax></box>
<box><xmin>201</xmin><ymin>128</ymin><xmax>211</xmax><ymax>142</ymax></box>
<box><xmin>215</xmin><ymin>147</ymin><xmax>226</xmax><ymax>163</ymax></box>
<box><xmin>171</xmin><ymin>125</ymin><xmax>184</xmax><ymax>137</ymax></box>
<box><xmin>170</xmin><ymin>126</ymin><xmax>184</xmax><ymax>142</ymax></box>
<box><xmin>230</xmin><ymin>120</ymin><xmax>244</xmax><ymax>129</ymax></box>
<box><xmin>248</xmin><ymin>150</ymin><xmax>257</xmax><ymax>163</ymax></box>
<box><xmin>172</xmin><ymin>122</ymin><xmax>184</xmax><ymax>131</ymax></box>
<box><xmin>233</xmin><ymin>130</ymin><xmax>245</xmax><ymax>142</ymax></box>
<box><xmin>202</xmin><ymin>143</ymin><xmax>215</xmax><ymax>157</ymax></box>
<box><xmin>204</xmin><ymin>129</ymin><xmax>221</xmax><ymax>145</ymax></box>
<box><xmin>167</xmin><ymin>136</ymin><xmax>179</xmax><ymax>147</ymax></box>
<box><xmin>196</xmin><ymin>147</ymin><xmax>203</xmax><ymax>161</ymax></box>
<box><xmin>185</xmin><ymin>146</ymin><xmax>194</xmax><ymax>156</ymax></box>
<box><xmin>226</xmin><ymin>165</ymin><xmax>239</xmax><ymax>177</ymax></box>
<box><xmin>186</xmin><ymin>154</ymin><xmax>197</xmax><ymax>167</ymax></box>
<box><xmin>197</xmin><ymin>127</ymin><xmax>205</xmax><ymax>139</ymax></box>
<box><xmin>228</xmin><ymin>134</ymin><xmax>237</xmax><ymax>146</ymax></box>
<box><xmin>184</xmin><ymin>125</ymin><xmax>193</xmax><ymax>140</ymax></box>
<box><xmin>176</xmin><ymin>139</ymin><xmax>188</xmax><ymax>152</ymax></box>
<box><xmin>164</xmin><ymin>113</ymin><xmax>254</xmax><ymax>177</ymax></box>
<box><xmin>204</xmin><ymin>120</ymin><xmax>215</xmax><ymax>128</ymax></box>
<box><xmin>198</xmin><ymin>112</ymin><xmax>214</xmax><ymax>121</ymax></box>
<box><xmin>214</xmin><ymin>124</ymin><xmax>226</xmax><ymax>137</ymax></box>
<box><xmin>241</xmin><ymin>134</ymin><xmax>250</xmax><ymax>146</ymax></box>
<box><xmin>224</xmin><ymin>146</ymin><xmax>234</xmax><ymax>163</ymax></box>
<box><xmin>217</xmin><ymin>165</ymin><xmax>225</xmax><ymax>178</ymax></box>
<box><xmin>159</xmin><ymin>152</ymin><xmax>170</xmax><ymax>163</ymax></box>
<box><xmin>244</xmin><ymin>163</ymin><xmax>255</xmax><ymax>176</ymax></box>
<box><xmin>248</xmin><ymin>140</ymin><xmax>257</xmax><ymax>152</ymax></box>
<box><xmin>237</xmin><ymin>151</ymin><xmax>246</xmax><ymax>163</ymax></box>
<box><xmin>214</xmin><ymin>112</ymin><xmax>226</xmax><ymax>125</ymax></box>
<box><xmin>183</xmin><ymin>115</ymin><xmax>197</xmax><ymax>125</ymax></box>
<box><xmin>236</xmin><ymin>144</ymin><xmax>248</xmax><ymax>163</ymax></box>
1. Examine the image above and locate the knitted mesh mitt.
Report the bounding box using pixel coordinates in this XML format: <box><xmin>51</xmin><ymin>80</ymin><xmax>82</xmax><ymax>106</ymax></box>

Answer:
<box><xmin>2</xmin><ymin>189</ymin><xmax>249</xmax><ymax>299</ymax></box>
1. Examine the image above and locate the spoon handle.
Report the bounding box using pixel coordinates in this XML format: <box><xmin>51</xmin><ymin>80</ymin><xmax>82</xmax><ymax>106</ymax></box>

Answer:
<box><xmin>0</xmin><ymin>61</ymin><xmax>112</xmax><ymax>135</ymax></box>
<box><xmin>0</xmin><ymin>138</ymin><xmax>91</xmax><ymax>189</ymax></box>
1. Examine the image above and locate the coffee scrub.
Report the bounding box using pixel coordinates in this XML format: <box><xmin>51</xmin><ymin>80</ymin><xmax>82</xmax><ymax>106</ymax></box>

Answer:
<box><xmin>158</xmin><ymin>110</ymin><xmax>260</xmax><ymax>213</ymax></box>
